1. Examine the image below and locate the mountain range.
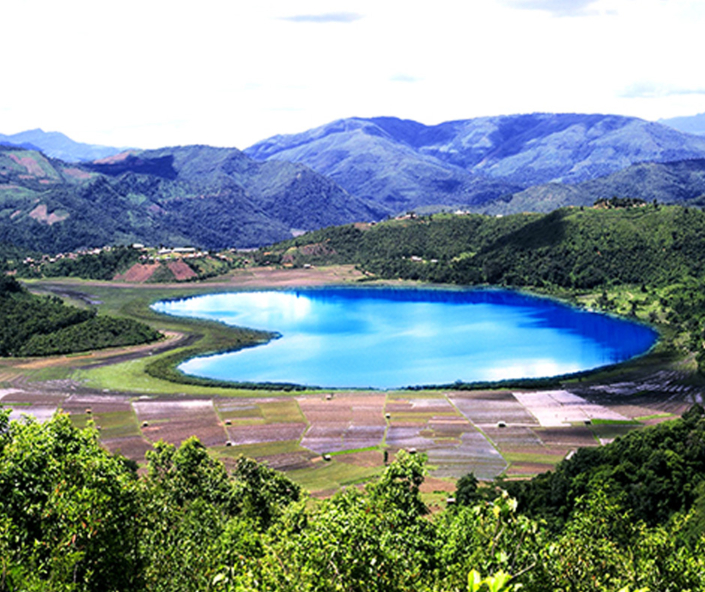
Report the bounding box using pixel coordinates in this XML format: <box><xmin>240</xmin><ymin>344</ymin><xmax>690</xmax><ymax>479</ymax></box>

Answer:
<box><xmin>0</xmin><ymin>129</ymin><xmax>125</xmax><ymax>162</ymax></box>
<box><xmin>4</xmin><ymin>112</ymin><xmax>705</xmax><ymax>253</ymax></box>
<box><xmin>245</xmin><ymin>113</ymin><xmax>705</xmax><ymax>211</ymax></box>
<box><xmin>0</xmin><ymin>145</ymin><xmax>383</xmax><ymax>252</ymax></box>
<box><xmin>659</xmin><ymin>113</ymin><xmax>705</xmax><ymax>136</ymax></box>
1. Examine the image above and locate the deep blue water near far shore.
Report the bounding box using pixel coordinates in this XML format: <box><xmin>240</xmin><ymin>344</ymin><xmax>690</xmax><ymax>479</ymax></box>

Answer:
<box><xmin>151</xmin><ymin>287</ymin><xmax>658</xmax><ymax>389</ymax></box>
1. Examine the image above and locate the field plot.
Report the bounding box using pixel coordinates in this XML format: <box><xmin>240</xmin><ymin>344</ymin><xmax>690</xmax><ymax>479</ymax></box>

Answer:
<box><xmin>427</xmin><ymin>431</ymin><xmax>506</xmax><ymax>480</ymax></box>
<box><xmin>449</xmin><ymin>391</ymin><xmax>538</xmax><ymax>427</ymax></box>
<box><xmin>534</xmin><ymin>426</ymin><xmax>598</xmax><ymax>450</ymax></box>
<box><xmin>1</xmin><ymin>388</ymin><xmax>65</xmax><ymax>423</ymax></box>
<box><xmin>286</xmin><ymin>458</ymin><xmax>383</xmax><ymax>496</ymax></box>
<box><xmin>298</xmin><ymin>393</ymin><xmax>386</xmax><ymax>453</ymax></box>
<box><xmin>133</xmin><ymin>398</ymin><xmax>227</xmax><ymax>448</ymax></box>
<box><xmin>65</xmin><ymin>395</ymin><xmax>149</xmax><ymax>460</ymax></box>
<box><xmin>386</xmin><ymin>395</ymin><xmax>506</xmax><ymax>479</ymax></box>
<box><xmin>214</xmin><ymin>398</ymin><xmax>307</xmax><ymax>445</ymax></box>
<box><xmin>3</xmin><ymin>389</ymin><xmax>65</xmax><ymax>422</ymax></box>
<box><xmin>214</xmin><ymin>397</ymin><xmax>313</xmax><ymax>474</ymax></box>
<box><xmin>513</xmin><ymin>390</ymin><xmax>630</xmax><ymax>427</ymax></box>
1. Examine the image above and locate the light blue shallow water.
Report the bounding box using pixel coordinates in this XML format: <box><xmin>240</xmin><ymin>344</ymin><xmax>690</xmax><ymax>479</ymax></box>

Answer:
<box><xmin>151</xmin><ymin>287</ymin><xmax>658</xmax><ymax>389</ymax></box>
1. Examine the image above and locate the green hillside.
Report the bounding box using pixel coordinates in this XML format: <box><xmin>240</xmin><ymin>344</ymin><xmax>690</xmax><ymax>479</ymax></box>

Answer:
<box><xmin>0</xmin><ymin>275</ymin><xmax>160</xmax><ymax>356</ymax></box>
<box><xmin>261</xmin><ymin>204</ymin><xmax>705</xmax><ymax>288</ymax></box>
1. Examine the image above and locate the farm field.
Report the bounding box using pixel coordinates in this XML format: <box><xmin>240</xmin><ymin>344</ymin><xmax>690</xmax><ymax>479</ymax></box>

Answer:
<box><xmin>0</xmin><ymin>267</ymin><xmax>702</xmax><ymax>494</ymax></box>
<box><xmin>0</xmin><ymin>379</ymin><xmax>693</xmax><ymax>493</ymax></box>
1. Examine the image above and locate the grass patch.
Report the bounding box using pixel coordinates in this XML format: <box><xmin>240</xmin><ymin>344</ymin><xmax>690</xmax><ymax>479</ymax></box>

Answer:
<box><xmin>214</xmin><ymin>440</ymin><xmax>305</xmax><ymax>459</ymax></box>
<box><xmin>95</xmin><ymin>410</ymin><xmax>141</xmax><ymax>439</ymax></box>
<box><xmin>260</xmin><ymin>400</ymin><xmax>306</xmax><ymax>423</ymax></box>
<box><xmin>635</xmin><ymin>413</ymin><xmax>675</xmax><ymax>421</ymax></box>
<box><xmin>287</xmin><ymin>461</ymin><xmax>383</xmax><ymax>493</ymax></box>
<box><xmin>590</xmin><ymin>418</ymin><xmax>640</xmax><ymax>425</ymax></box>
<box><xmin>327</xmin><ymin>446</ymin><xmax>379</xmax><ymax>456</ymax></box>
<box><xmin>503</xmin><ymin>451</ymin><xmax>566</xmax><ymax>465</ymax></box>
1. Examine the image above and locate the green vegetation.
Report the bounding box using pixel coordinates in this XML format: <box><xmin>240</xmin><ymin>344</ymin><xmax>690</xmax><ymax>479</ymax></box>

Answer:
<box><xmin>0</xmin><ymin>275</ymin><xmax>160</xmax><ymax>356</ymax></box>
<box><xmin>3</xmin><ymin>407</ymin><xmax>705</xmax><ymax>591</ymax></box>
<box><xmin>506</xmin><ymin>404</ymin><xmax>705</xmax><ymax>531</ymax></box>
<box><xmin>17</xmin><ymin>245</ymin><xmax>142</xmax><ymax>280</ymax></box>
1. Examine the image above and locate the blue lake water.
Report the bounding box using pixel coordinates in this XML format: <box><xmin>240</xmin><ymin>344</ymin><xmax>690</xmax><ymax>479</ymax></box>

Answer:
<box><xmin>151</xmin><ymin>287</ymin><xmax>658</xmax><ymax>389</ymax></box>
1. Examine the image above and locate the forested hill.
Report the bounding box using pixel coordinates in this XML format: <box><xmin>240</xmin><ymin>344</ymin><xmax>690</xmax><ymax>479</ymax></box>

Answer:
<box><xmin>260</xmin><ymin>203</ymin><xmax>705</xmax><ymax>289</ymax></box>
<box><xmin>0</xmin><ymin>275</ymin><xmax>160</xmax><ymax>356</ymax></box>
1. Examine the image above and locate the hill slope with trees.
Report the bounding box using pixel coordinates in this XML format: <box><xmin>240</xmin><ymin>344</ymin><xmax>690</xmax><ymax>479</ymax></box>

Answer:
<box><xmin>0</xmin><ymin>275</ymin><xmax>160</xmax><ymax>356</ymax></box>
<box><xmin>2</xmin><ymin>405</ymin><xmax>705</xmax><ymax>591</ymax></box>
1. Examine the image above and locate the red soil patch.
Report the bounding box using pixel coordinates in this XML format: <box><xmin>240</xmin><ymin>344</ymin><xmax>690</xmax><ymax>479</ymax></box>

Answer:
<box><xmin>93</xmin><ymin>150</ymin><xmax>136</xmax><ymax>164</ymax></box>
<box><xmin>115</xmin><ymin>263</ymin><xmax>160</xmax><ymax>282</ymax></box>
<box><xmin>28</xmin><ymin>204</ymin><xmax>68</xmax><ymax>225</ymax></box>
<box><xmin>62</xmin><ymin>167</ymin><xmax>93</xmax><ymax>180</ymax></box>
<box><xmin>419</xmin><ymin>477</ymin><xmax>456</xmax><ymax>494</ymax></box>
<box><xmin>9</xmin><ymin>153</ymin><xmax>46</xmax><ymax>176</ymax></box>
<box><xmin>166</xmin><ymin>259</ymin><xmax>197</xmax><ymax>281</ymax></box>
<box><xmin>335</xmin><ymin>450</ymin><xmax>385</xmax><ymax>468</ymax></box>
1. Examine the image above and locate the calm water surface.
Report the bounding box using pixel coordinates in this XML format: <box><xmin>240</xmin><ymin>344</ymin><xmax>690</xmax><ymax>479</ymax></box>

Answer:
<box><xmin>151</xmin><ymin>287</ymin><xmax>658</xmax><ymax>389</ymax></box>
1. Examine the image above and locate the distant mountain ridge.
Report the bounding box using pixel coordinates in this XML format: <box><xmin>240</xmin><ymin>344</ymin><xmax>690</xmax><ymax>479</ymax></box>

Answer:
<box><xmin>483</xmin><ymin>158</ymin><xmax>705</xmax><ymax>215</ymax></box>
<box><xmin>0</xmin><ymin>129</ymin><xmax>125</xmax><ymax>162</ymax></box>
<box><xmin>246</xmin><ymin>113</ymin><xmax>705</xmax><ymax>212</ymax></box>
<box><xmin>0</xmin><ymin>144</ymin><xmax>383</xmax><ymax>253</ymax></box>
<box><xmin>659</xmin><ymin>113</ymin><xmax>705</xmax><ymax>136</ymax></box>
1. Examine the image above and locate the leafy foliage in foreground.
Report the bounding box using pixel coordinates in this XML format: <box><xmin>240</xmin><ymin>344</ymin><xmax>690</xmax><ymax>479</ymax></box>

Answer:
<box><xmin>2</xmin><ymin>408</ymin><xmax>705</xmax><ymax>591</ymax></box>
<box><xmin>507</xmin><ymin>404</ymin><xmax>705</xmax><ymax>531</ymax></box>
<box><xmin>0</xmin><ymin>276</ymin><xmax>160</xmax><ymax>356</ymax></box>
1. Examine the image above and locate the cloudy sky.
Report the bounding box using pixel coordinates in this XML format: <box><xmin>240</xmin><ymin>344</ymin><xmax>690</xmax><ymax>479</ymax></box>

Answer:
<box><xmin>2</xmin><ymin>0</ymin><xmax>704</xmax><ymax>149</ymax></box>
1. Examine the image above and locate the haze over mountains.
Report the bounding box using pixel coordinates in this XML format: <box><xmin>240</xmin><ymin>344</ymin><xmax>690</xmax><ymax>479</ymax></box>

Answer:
<box><xmin>659</xmin><ymin>113</ymin><xmax>705</xmax><ymax>136</ymax></box>
<box><xmin>0</xmin><ymin>129</ymin><xmax>125</xmax><ymax>162</ymax></box>
<box><xmin>4</xmin><ymin>112</ymin><xmax>705</xmax><ymax>252</ymax></box>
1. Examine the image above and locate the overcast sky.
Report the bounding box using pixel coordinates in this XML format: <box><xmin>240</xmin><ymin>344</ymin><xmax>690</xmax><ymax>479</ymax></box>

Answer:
<box><xmin>2</xmin><ymin>0</ymin><xmax>704</xmax><ymax>150</ymax></box>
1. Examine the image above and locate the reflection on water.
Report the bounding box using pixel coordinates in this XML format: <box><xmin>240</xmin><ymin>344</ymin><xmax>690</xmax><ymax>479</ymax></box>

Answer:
<box><xmin>151</xmin><ymin>287</ymin><xmax>658</xmax><ymax>389</ymax></box>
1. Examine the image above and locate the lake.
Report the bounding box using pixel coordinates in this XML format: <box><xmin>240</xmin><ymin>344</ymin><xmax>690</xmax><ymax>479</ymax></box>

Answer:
<box><xmin>151</xmin><ymin>287</ymin><xmax>658</xmax><ymax>389</ymax></box>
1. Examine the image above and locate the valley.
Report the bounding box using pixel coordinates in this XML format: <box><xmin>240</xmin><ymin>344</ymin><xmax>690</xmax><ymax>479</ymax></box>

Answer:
<box><xmin>1</xmin><ymin>256</ymin><xmax>701</xmax><ymax>495</ymax></box>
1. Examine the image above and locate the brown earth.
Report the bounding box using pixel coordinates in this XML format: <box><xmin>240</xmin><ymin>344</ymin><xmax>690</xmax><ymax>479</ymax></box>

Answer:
<box><xmin>114</xmin><ymin>263</ymin><xmax>161</xmax><ymax>282</ymax></box>
<box><xmin>166</xmin><ymin>259</ymin><xmax>197</xmax><ymax>281</ymax></box>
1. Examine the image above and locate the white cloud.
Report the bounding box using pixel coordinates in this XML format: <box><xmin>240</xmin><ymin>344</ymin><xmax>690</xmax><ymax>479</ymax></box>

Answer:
<box><xmin>280</xmin><ymin>12</ymin><xmax>362</xmax><ymax>23</ymax></box>
<box><xmin>500</xmin><ymin>0</ymin><xmax>601</xmax><ymax>17</ymax></box>
<box><xmin>621</xmin><ymin>82</ymin><xmax>705</xmax><ymax>99</ymax></box>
